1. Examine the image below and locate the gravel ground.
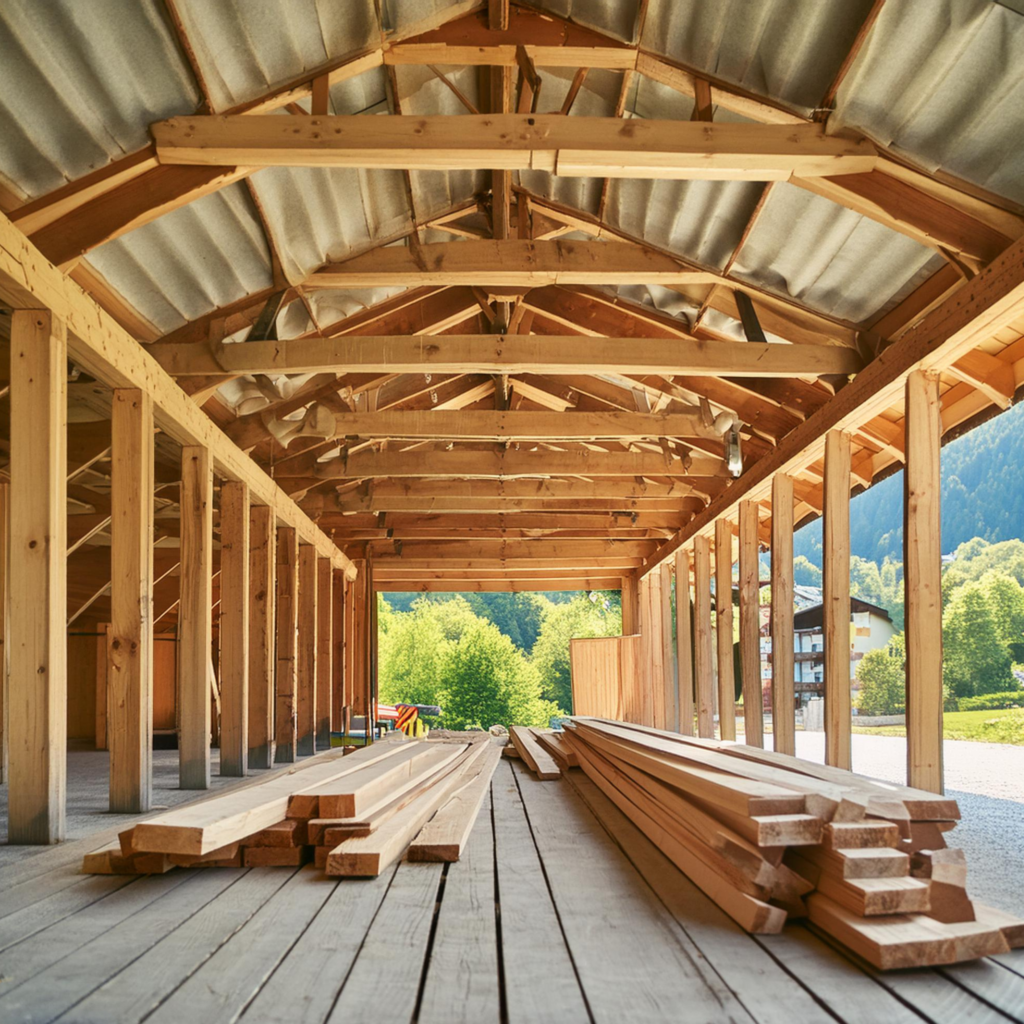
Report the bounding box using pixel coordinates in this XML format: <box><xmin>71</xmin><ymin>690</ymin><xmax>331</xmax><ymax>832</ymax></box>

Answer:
<box><xmin>793</xmin><ymin>732</ymin><xmax>1024</xmax><ymax>914</ymax></box>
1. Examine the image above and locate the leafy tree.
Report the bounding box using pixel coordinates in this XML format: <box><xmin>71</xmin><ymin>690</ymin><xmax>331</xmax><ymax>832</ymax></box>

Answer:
<box><xmin>793</xmin><ymin>555</ymin><xmax>822</xmax><ymax>587</ymax></box>
<box><xmin>464</xmin><ymin>592</ymin><xmax>549</xmax><ymax>651</ymax></box>
<box><xmin>855</xmin><ymin>633</ymin><xmax>905</xmax><ymax>716</ymax></box>
<box><xmin>531</xmin><ymin>594</ymin><xmax>622</xmax><ymax>710</ymax></box>
<box><xmin>977</xmin><ymin>571</ymin><xmax>1024</xmax><ymax>649</ymax></box>
<box><xmin>943</xmin><ymin>582</ymin><xmax>1013</xmax><ymax>699</ymax></box>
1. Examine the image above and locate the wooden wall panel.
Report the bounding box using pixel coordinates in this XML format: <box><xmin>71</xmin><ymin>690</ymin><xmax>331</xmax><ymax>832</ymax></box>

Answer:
<box><xmin>693</xmin><ymin>535</ymin><xmax>714</xmax><ymax>738</ymax></box>
<box><xmin>715</xmin><ymin>519</ymin><xmax>736</xmax><ymax>742</ymax></box>
<box><xmin>569</xmin><ymin>634</ymin><xmax>642</xmax><ymax>722</ymax></box>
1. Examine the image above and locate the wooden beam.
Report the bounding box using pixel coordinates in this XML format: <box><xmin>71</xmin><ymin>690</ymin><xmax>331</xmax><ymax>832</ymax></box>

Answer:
<box><xmin>247</xmin><ymin>505</ymin><xmax>275</xmax><ymax>769</ymax></box>
<box><xmin>770</xmin><ymin>474</ymin><xmax>795</xmax><ymax>756</ymax></box>
<box><xmin>0</xmin><ymin>483</ymin><xmax>8</xmax><ymax>785</ymax></box>
<box><xmin>0</xmin><ymin>210</ymin><xmax>356</xmax><ymax>579</ymax></box>
<box><xmin>179</xmin><ymin>445</ymin><xmax>212</xmax><ymax>789</ymax></box>
<box><xmin>904</xmin><ymin>371</ymin><xmax>943</xmax><ymax>794</ymax></box>
<box><xmin>639</xmin><ymin>232</ymin><xmax>1024</xmax><ymax>576</ymax></box>
<box><xmin>331</xmin><ymin>570</ymin><xmax>346</xmax><ymax>733</ymax></box>
<box><xmin>738</xmin><ymin>500</ymin><xmax>763</xmax><ymax>748</ymax></box>
<box><xmin>312</xmin><ymin>449</ymin><xmax>723</xmax><ymax>481</ymax></box>
<box><xmin>108</xmin><ymin>389</ymin><xmax>154</xmax><ymax>812</ymax></box>
<box><xmin>308</xmin><ymin>240</ymin><xmax>719</xmax><ymax>287</ymax></box>
<box><xmin>322</xmin><ymin>410</ymin><xmax>722</xmax><ymax>441</ymax></box>
<box><xmin>621</xmin><ymin>575</ymin><xmax>638</xmax><ymax>635</ymax></box>
<box><xmin>316</xmin><ymin>558</ymin><xmax>333</xmax><ymax>750</ymax></box>
<box><xmin>8</xmin><ymin>311</ymin><xmax>67</xmax><ymax>843</ymax></box>
<box><xmin>823</xmin><ymin>431</ymin><xmax>852</xmax><ymax>771</ymax></box>
<box><xmin>296</xmin><ymin>544</ymin><xmax>318</xmax><ymax>757</ymax></box>
<box><xmin>275</xmin><ymin>527</ymin><xmax>298</xmax><ymax>762</ymax></box>
<box><xmin>675</xmin><ymin>550</ymin><xmax>694</xmax><ymax>735</ymax></box>
<box><xmin>693</xmin><ymin>535</ymin><xmax>714</xmax><ymax>739</ymax></box>
<box><xmin>659</xmin><ymin>563</ymin><xmax>677</xmax><ymax>732</ymax></box>
<box><xmin>219</xmin><ymin>480</ymin><xmax>250</xmax><ymax>777</ymax></box>
<box><xmin>714</xmin><ymin>519</ymin><xmax>736</xmax><ymax>742</ymax></box>
<box><xmin>150</xmin><ymin>331</ymin><xmax>859</xmax><ymax>379</ymax></box>
<box><xmin>377</xmin><ymin>577</ymin><xmax>623</xmax><ymax>592</ymax></box>
<box><xmin>152</xmin><ymin>115</ymin><xmax>877</xmax><ymax>179</ymax></box>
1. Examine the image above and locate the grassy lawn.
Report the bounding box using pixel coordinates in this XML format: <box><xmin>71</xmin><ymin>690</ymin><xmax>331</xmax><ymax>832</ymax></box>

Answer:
<box><xmin>852</xmin><ymin>708</ymin><xmax>1024</xmax><ymax>745</ymax></box>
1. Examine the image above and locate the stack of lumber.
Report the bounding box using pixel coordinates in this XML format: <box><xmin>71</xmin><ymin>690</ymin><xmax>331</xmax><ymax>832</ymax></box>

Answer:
<box><xmin>85</xmin><ymin>733</ymin><xmax>502</xmax><ymax>881</ymax></box>
<box><xmin>560</xmin><ymin>716</ymin><xmax>1024</xmax><ymax>969</ymax></box>
<box><xmin>508</xmin><ymin>726</ymin><xmax>567</xmax><ymax>778</ymax></box>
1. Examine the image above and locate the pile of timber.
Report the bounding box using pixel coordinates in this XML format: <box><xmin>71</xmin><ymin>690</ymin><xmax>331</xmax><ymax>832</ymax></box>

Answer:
<box><xmin>85</xmin><ymin>733</ymin><xmax>502</xmax><ymax>880</ymax></box>
<box><xmin>559</xmin><ymin>717</ymin><xmax>1024</xmax><ymax>970</ymax></box>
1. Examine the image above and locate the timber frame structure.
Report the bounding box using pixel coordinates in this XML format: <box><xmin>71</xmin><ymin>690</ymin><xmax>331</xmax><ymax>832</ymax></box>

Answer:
<box><xmin>2</xmin><ymin>0</ymin><xmax>1024</xmax><ymax>840</ymax></box>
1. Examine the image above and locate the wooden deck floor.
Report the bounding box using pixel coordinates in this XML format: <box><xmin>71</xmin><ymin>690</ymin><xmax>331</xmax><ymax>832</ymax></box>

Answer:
<box><xmin>0</xmin><ymin>759</ymin><xmax>1022</xmax><ymax>1024</ymax></box>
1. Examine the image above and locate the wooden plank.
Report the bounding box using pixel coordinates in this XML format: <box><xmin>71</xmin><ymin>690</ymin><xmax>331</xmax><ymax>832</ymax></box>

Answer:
<box><xmin>904</xmin><ymin>370</ymin><xmax>944</xmax><ymax>794</ymax></box>
<box><xmin>274</xmin><ymin>527</ymin><xmax>298</xmax><ymax>762</ymax></box>
<box><xmin>0</xmin><ymin>482</ymin><xmax>7</xmax><ymax>783</ymax></box>
<box><xmin>152</xmin><ymin>115</ymin><xmax>878</xmax><ymax>179</ymax></box>
<box><xmin>770</xmin><ymin>473</ymin><xmax>795</xmax><ymax>755</ymax></box>
<box><xmin>295</xmin><ymin>544</ymin><xmax>318</xmax><ymax>757</ymax></box>
<box><xmin>331</xmin><ymin>569</ymin><xmax>346</xmax><ymax>732</ymax></box>
<box><xmin>247</xmin><ymin>505</ymin><xmax>275</xmax><ymax>768</ymax></box>
<box><xmin>674</xmin><ymin>549</ymin><xmax>695</xmax><ymax>736</ymax></box>
<box><xmin>131</xmin><ymin>739</ymin><xmax>412</xmax><ymax>855</ymax></box>
<box><xmin>823</xmin><ymin>431</ymin><xmax>852</xmax><ymax>770</ymax></box>
<box><xmin>0</xmin><ymin>210</ymin><xmax>355</xmax><ymax>579</ymax></box>
<box><xmin>94</xmin><ymin>624</ymin><xmax>109</xmax><ymax>754</ymax></box>
<box><xmin>510</xmin><ymin>725</ymin><xmax>561</xmax><ymax>779</ymax></box>
<box><xmin>738</xmin><ymin>500</ymin><xmax>762</xmax><ymax>748</ymax></box>
<box><xmin>219</xmin><ymin>481</ymin><xmax>250</xmax><ymax>776</ymax></box>
<box><xmin>8</xmin><ymin>310</ymin><xmax>67</xmax><ymax>843</ymax></box>
<box><xmin>660</xmin><ymin>563</ymin><xmax>677</xmax><ymax>732</ymax></box>
<box><xmin>408</xmin><ymin>741</ymin><xmax>503</xmax><ymax>861</ymax></box>
<box><xmin>692</xmin><ymin>535</ymin><xmax>714</xmax><ymax>738</ymax></box>
<box><xmin>108</xmin><ymin>389</ymin><xmax>154</xmax><ymax>812</ymax></box>
<box><xmin>178</xmin><ymin>445</ymin><xmax>213</xmax><ymax>790</ymax></box>
<box><xmin>316</xmin><ymin>557</ymin><xmax>333</xmax><ymax>750</ymax></box>
<box><xmin>417</xmin><ymin>790</ymin><xmax>501</xmax><ymax>1023</ymax></box>
<box><xmin>714</xmin><ymin>519</ymin><xmax>737</xmax><ymax>742</ymax></box>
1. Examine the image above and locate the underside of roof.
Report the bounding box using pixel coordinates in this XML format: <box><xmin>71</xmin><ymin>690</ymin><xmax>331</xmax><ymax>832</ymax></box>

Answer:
<box><xmin>2</xmin><ymin>0</ymin><xmax>1024</xmax><ymax>612</ymax></box>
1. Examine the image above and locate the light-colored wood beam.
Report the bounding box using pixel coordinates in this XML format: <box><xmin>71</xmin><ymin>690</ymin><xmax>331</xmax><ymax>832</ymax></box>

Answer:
<box><xmin>714</xmin><ymin>519</ymin><xmax>737</xmax><ymax>742</ymax></box>
<box><xmin>150</xmin><ymin>331</ymin><xmax>860</xmax><ymax>379</ymax></box>
<box><xmin>8</xmin><ymin>311</ymin><xmax>67</xmax><ymax>843</ymax></box>
<box><xmin>331</xmin><ymin>570</ymin><xmax>346</xmax><ymax>733</ymax></box>
<box><xmin>296</xmin><ymin>544</ymin><xmax>318</xmax><ymax>757</ymax></box>
<box><xmin>275</xmin><ymin>527</ymin><xmax>298</xmax><ymax>763</ymax></box>
<box><xmin>0</xmin><ymin>483</ymin><xmax>8</xmax><ymax>785</ymax></box>
<box><xmin>738</xmin><ymin>500</ymin><xmax>763</xmax><ymax>748</ymax></box>
<box><xmin>179</xmin><ymin>445</ymin><xmax>213</xmax><ymax>789</ymax></box>
<box><xmin>823</xmin><ymin>431</ymin><xmax>852</xmax><ymax>771</ymax></box>
<box><xmin>152</xmin><ymin>115</ymin><xmax>877</xmax><ymax>180</ymax></box>
<box><xmin>108</xmin><ymin>389</ymin><xmax>154</xmax><ymax>811</ymax></box>
<box><xmin>675</xmin><ymin>550</ymin><xmax>694</xmax><ymax>735</ymax></box>
<box><xmin>316</xmin><ymin>558</ymin><xmax>333</xmax><ymax>750</ymax></box>
<box><xmin>247</xmin><ymin>504</ymin><xmax>275</xmax><ymax>769</ymax></box>
<box><xmin>904</xmin><ymin>371</ymin><xmax>943</xmax><ymax>794</ymax></box>
<box><xmin>219</xmin><ymin>480</ymin><xmax>250</xmax><ymax>777</ymax></box>
<box><xmin>693</xmin><ymin>535</ymin><xmax>714</xmax><ymax>739</ymax></box>
<box><xmin>770</xmin><ymin>473</ymin><xmax>795</xmax><ymax>756</ymax></box>
<box><xmin>376</xmin><ymin>577</ymin><xmax>624</xmax><ymax>592</ymax></box>
<box><xmin>659</xmin><ymin>563</ymin><xmax>677</xmax><ymax>732</ymax></box>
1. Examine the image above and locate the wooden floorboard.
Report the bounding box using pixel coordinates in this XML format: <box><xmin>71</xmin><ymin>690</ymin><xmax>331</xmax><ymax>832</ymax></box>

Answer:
<box><xmin>417</xmin><ymin>791</ymin><xmax>501</xmax><ymax>1024</ymax></box>
<box><xmin>512</xmin><ymin>761</ymin><xmax>754</xmax><ymax>1023</ymax></box>
<box><xmin>939</xmin><ymin>959</ymin><xmax>1024</xmax><ymax>1020</ymax></box>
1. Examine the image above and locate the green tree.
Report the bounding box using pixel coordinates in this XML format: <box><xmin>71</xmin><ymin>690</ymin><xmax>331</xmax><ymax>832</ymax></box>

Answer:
<box><xmin>942</xmin><ymin>582</ymin><xmax>1013</xmax><ymax>700</ymax></box>
<box><xmin>531</xmin><ymin>594</ymin><xmax>622</xmax><ymax>711</ymax></box>
<box><xmin>976</xmin><ymin>571</ymin><xmax>1024</xmax><ymax>649</ymax></box>
<box><xmin>793</xmin><ymin>555</ymin><xmax>822</xmax><ymax>587</ymax></box>
<box><xmin>855</xmin><ymin>633</ymin><xmax>905</xmax><ymax>716</ymax></box>
<box><xmin>465</xmin><ymin>591</ymin><xmax>549</xmax><ymax>651</ymax></box>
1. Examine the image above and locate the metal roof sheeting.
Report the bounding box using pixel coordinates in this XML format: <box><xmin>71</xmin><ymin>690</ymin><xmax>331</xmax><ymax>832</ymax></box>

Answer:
<box><xmin>0</xmin><ymin>0</ymin><xmax>198</xmax><ymax>201</ymax></box>
<box><xmin>832</xmin><ymin>0</ymin><xmax>1024</xmax><ymax>204</ymax></box>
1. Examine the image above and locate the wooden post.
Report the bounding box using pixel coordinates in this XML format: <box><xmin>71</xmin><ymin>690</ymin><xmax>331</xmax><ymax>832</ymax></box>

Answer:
<box><xmin>349</xmin><ymin>559</ymin><xmax>369</xmax><ymax>720</ymax></box>
<box><xmin>738</xmin><ymin>500</ymin><xmax>763</xmax><ymax>748</ymax></box>
<box><xmin>647</xmin><ymin>571</ymin><xmax>665</xmax><ymax>728</ymax></box>
<box><xmin>94</xmin><ymin>624</ymin><xmax>109</xmax><ymax>753</ymax></box>
<box><xmin>620</xmin><ymin>575</ymin><xmax>639</xmax><ymax>635</ymax></box>
<box><xmin>659</xmin><ymin>563</ymin><xmax>677</xmax><ymax>732</ymax></box>
<box><xmin>108</xmin><ymin>388</ymin><xmax>155</xmax><ymax>811</ymax></box>
<box><xmin>8</xmin><ymin>311</ymin><xmax>67</xmax><ymax>842</ymax></box>
<box><xmin>770</xmin><ymin>474</ymin><xmax>796</xmax><ymax>755</ymax></box>
<box><xmin>179</xmin><ymin>445</ymin><xmax>213</xmax><ymax>789</ymax></box>
<box><xmin>675</xmin><ymin>549</ymin><xmax>694</xmax><ymax>736</ymax></box>
<box><xmin>343</xmin><ymin>567</ymin><xmax>355</xmax><ymax>719</ymax></box>
<box><xmin>332</xmin><ymin>570</ymin><xmax>346</xmax><ymax>736</ymax></box>
<box><xmin>316</xmin><ymin>558</ymin><xmax>333</xmax><ymax>751</ymax></box>
<box><xmin>296</xmin><ymin>544</ymin><xmax>318</xmax><ymax>757</ymax></box>
<box><xmin>275</xmin><ymin>527</ymin><xmax>298</xmax><ymax>761</ymax></box>
<box><xmin>247</xmin><ymin>505</ymin><xmax>275</xmax><ymax>768</ymax></box>
<box><xmin>219</xmin><ymin>481</ymin><xmax>249</xmax><ymax>776</ymax></box>
<box><xmin>824</xmin><ymin>430</ymin><xmax>852</xmax><ymax>770</ymax></box>
<box><xmin>0</xmin><ymin>482</ymin><xmax>7</xmax><ymax>784</ymax></box>
<box><xmin>693</xmin><ymin>535</ymin><xmax>714</xmax><ymax>739</ymax></box>
<box><xmin>715</xmin><ymin>519</ymin><xmax>737</xmax><ymax>741</ymax></box>
<box><xmin>904</xmin><ymin>370</ymin><xmax>944</xmax><ymax>793</ymax></box>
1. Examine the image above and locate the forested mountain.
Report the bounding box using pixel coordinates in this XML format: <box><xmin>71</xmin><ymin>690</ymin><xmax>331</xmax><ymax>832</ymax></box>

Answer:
<box><xmin>795</xmin><ymin>401</ymin><xmax>1024</xmax><ymax>567</ymax></box>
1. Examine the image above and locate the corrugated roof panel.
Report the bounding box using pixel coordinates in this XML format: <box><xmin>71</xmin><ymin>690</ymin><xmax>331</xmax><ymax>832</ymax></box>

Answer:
<box><xmin>382</xmin><ymin>0</ymin><xmax>478</xmax><ymax>37</ymax></box>
<box><xmin>730</xmin><ymin>182</ymin><xmax>945</xmax><ymax>324</ymax></box>
<box><xmin>535</xmin><ymin>0</ymin><xmax>642</xmax><ymax>43</ymax></box>
<box><xmin>172</xmin><ymin>0</ymin><xmax>379</xmax><ymax>110</ymax></box>
<box><xmin>85</xmin><ymin>184</ymin><xmax>273</xmax><ymax>333</ymax></box>
<box><xmin>639</xmin><ymin>0</ymin><xmax>878</xmax><ymax>116</ymax></box>
<box><xmin>306</xmin><ymin>286</ymin><xmax>412</xmax><ymax>330</ymax></box>
<box><xmin>0</xmin><ymin>0</ymin><xmax>199</xmax><ymax>200</ymax></box>
<box><xmin>832</xmin><ymin>0</ymin><xmax>1024</xmax><ymax>205</ymax></box>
